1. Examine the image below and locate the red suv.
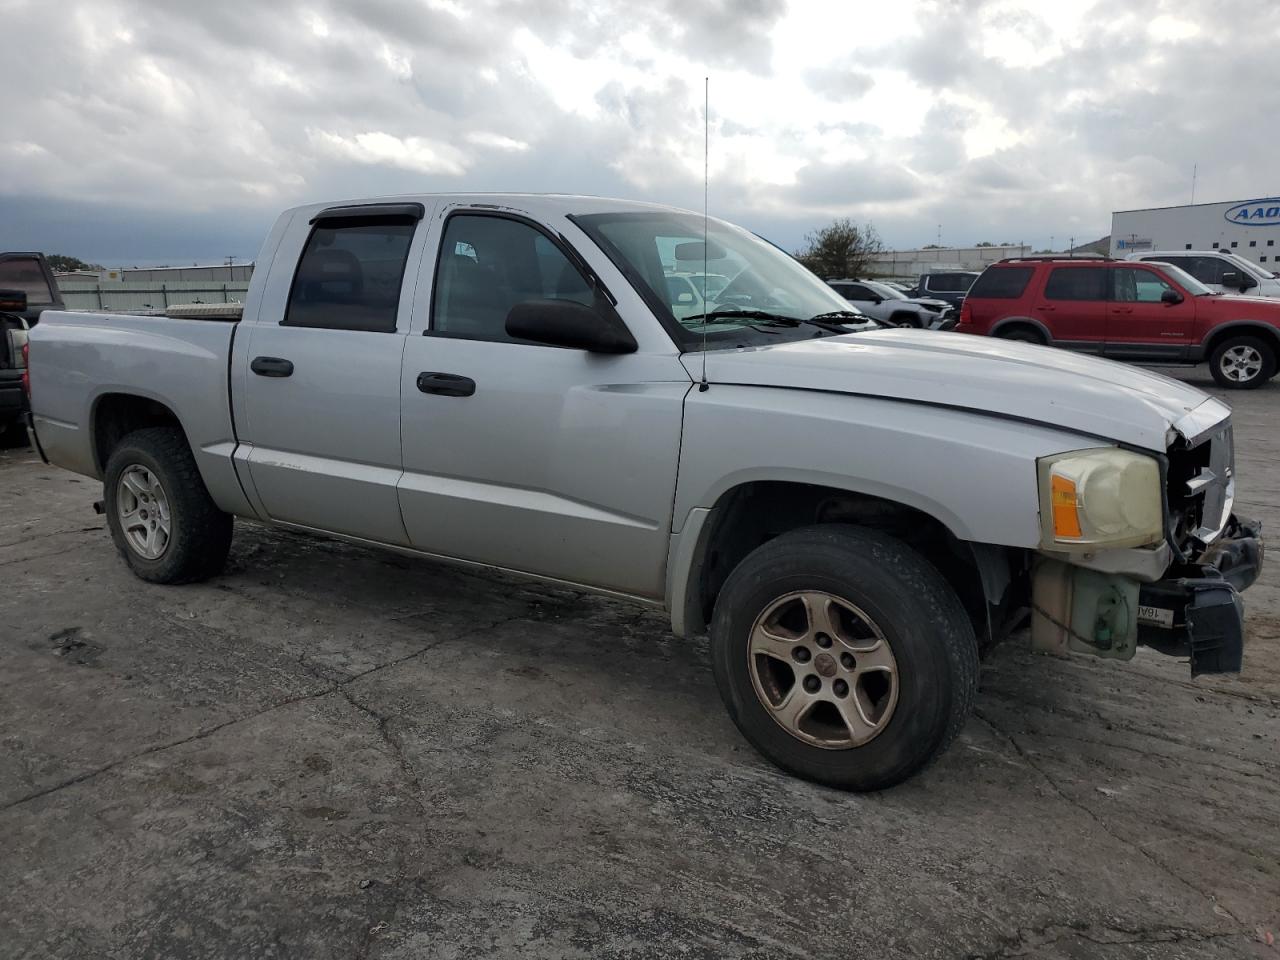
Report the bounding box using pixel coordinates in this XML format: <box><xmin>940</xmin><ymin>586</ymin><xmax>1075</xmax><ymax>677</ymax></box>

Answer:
<box><xmin>953</xmin><ymin>256</ymin><xmax>1280</xmax><ymax>389</ymax></box>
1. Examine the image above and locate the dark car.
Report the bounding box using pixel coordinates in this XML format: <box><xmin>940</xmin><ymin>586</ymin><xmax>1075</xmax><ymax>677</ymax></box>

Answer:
<box><xmin>0</xmin><ymin>253</ymin><xmax>62</xmax><ymax>436</ymax></box>
<box><xmin>909</xmin><ymin>271</ymin><xmax>978</xmax><ymax>309</ymax></box>
<box><xmin>0</xmin><ymin>252</ymin><xmax>64</xmax><ymax>326</ymax></box>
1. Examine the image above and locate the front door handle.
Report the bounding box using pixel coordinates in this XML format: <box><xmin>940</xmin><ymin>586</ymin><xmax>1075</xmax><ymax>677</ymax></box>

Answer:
<box><xmin>417</xmin><ymin>372</ymin><xmax>476</xmax><ymax>397</ymax></box>
<box><xmin>251</xmin><ymin>356</ymin><xmax>294</xmax><ymax>378</ymax></box>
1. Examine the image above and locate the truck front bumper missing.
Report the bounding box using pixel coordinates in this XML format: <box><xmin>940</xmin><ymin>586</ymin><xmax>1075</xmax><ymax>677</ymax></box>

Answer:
<box><xmin>1031</xmin><ymin>516</ymin><xmax>1262</xmax><ymax>676</ymax></box>
<box><xmin>1138</xmin><ymin>516</ymin><xmax>1263</xmax><ymax>676</ymax></box>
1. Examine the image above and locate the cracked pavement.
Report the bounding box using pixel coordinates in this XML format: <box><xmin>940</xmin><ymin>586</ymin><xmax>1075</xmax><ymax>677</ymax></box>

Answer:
<box><xmin>1</xmin><ymin>368</ymin><xmax>1278</xmax><ymax>959</ymax></box>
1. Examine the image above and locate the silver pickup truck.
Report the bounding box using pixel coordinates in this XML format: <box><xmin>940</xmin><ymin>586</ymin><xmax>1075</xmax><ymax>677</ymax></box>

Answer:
<box><xmin>26</xmin><ymin>194</ymin><xmax>1263</xmax><ymax>790</ymax></box>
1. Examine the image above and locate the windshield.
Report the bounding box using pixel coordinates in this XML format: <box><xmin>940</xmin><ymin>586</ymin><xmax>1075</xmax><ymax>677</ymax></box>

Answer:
<box><xmin>1153</xmin><ymin>263</ymin><xmax>1214</xmax><ymax>296</ymax></box>
<box><xmin>572</xmin><ymin>211</ymin><xmax>856</xmax><ymax>349</ymax></box>
<box><xmin>863</xmin><ymin>280</ymin><xmax>907</xmax><ymax>301</ymax></box>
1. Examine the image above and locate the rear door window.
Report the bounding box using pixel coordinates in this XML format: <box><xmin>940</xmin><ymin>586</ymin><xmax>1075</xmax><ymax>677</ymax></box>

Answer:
<box><xmin>284</xmin><ymin>216</ymin><xmax>417</xmax><ymax>333</ymax></box>
<box><xmin>1044</xmin><ymin>267</ymin><xmax>1107</xmax><ymax>301</ymax></box>
<box><xmin>967</xmin><ymin>267</ymin><xmax>1033</xmax><ymax>299</ymax></box>
<box><xmin>0</xmin><ymin>257</ymin><xmax>54</xmax><ymax>305</ymax></box>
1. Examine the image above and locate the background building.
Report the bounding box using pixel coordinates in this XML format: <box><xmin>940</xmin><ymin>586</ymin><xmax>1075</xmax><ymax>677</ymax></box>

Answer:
<box><xmin>1111</xmin><ymin>197</ymin><xmax>1280</xmax><ymax>265</ymax></box>
<box><xmin>864</xmin><ymin>244</ymin><xmax>1030</xmax><ymax>280</ymax></box>
<box><xmin>100</xmin><ymin>263</ymin><xmax>254</xmax><ymax>282</ymax></box>
<box><xmin>53</xmin><ymin>263</ymin><xmax>254</xmax><ymax>312</ymax></box>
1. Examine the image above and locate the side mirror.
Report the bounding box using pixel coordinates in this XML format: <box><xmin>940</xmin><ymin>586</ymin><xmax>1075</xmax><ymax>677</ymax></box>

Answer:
<box><xmin>1220</xmin><ymin>270</ymin><xmax>1240</xmax><ymax>288</ymax></box>
<box><xmin>1239</xmin><ymin>273</ymin><xmax>1258</xmax><ymax>291</ymax></box>
<box><xmin>1161</xmin><ymin>289</ymin><xmax>1184</xmax><ymax>305</ymax></box>
<box><xmin>0</xmin><ymin>289</ymin><xmax>27</xmax><ymax>313</ymax></box>
<box><xmin>868</xmin><ymin>294</ymin><xmax>883</xmax><ymax>304</ymax></box>
<box><xmin>505</xmin><ymin>299</ymin><xmax>638</xmax><ymax>354</ymax></box>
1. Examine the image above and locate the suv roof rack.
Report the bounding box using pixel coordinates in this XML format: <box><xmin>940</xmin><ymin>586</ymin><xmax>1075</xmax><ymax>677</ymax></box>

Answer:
<box><xmin>997</xmin><ymin>255</ymin><xmax>1114</xmax><ymax>263</ymax></box>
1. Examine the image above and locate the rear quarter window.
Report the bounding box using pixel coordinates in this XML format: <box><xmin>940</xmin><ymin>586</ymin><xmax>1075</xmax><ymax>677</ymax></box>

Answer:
<box><xmin>967</xmin><ymin>267</ymin><xmax>1033</xmax><ymax>299</ymax></box>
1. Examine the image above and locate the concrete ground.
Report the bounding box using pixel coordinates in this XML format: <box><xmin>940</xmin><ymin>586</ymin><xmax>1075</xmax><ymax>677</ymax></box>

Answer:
<box><xmin>1</xmin><ymin>367</ymin><xmax>1277</xmax><ymax>960</ymax></box>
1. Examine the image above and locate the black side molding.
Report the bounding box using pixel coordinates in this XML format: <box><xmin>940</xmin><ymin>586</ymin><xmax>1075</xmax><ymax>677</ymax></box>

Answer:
<box><xmin>311</xmin><ymin>202</ymin><xmax>426</xmax><ymax>224</ymax></box>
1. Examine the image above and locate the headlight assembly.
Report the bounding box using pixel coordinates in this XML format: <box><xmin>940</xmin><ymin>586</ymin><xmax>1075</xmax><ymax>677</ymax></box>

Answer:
<box><xmin>1038</xmin><ymin>448</ymin><xmax>1163</xmax><ymax>550</ymax></box>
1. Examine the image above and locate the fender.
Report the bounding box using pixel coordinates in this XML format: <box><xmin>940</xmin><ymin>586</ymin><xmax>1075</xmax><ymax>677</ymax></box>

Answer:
<box><xmin>1195</xmin><ymin>320</ymin><xmax>1280</xmax><ymax>363</ymax></box>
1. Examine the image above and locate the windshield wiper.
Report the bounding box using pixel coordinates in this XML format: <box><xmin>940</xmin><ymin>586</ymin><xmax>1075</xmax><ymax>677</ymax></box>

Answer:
<box><xmin>683</xmin><ymin>309</ymin><xmax>804</xmax><ymax>326</ymax></box>
<box><xmin>808</xmin><ymin>310</ymin><xmax>892</xmax><ymax>329</ymax></box>
<box><xmin>684</xmin><ymin>308</ymin><xmax>867</xmax><ymax>337</ymax></box>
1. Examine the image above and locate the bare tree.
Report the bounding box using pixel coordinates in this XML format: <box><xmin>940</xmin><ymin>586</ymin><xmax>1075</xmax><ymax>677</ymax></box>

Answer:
<box><xmin>795</xmin><ymin>219</ymin><xmax>884</xmax><ymax>278</ymax></box>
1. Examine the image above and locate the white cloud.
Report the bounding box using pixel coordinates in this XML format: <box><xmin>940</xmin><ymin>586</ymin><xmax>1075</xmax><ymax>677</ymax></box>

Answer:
<box><xmin>465</xmin><ymin>132</ymin><xmax>531</xmax><ymax>152</ymax></box>
<box><xmin>309</xmin><ymin>130</ymin><xmax>467</xmax><ymax>176</ymax></box>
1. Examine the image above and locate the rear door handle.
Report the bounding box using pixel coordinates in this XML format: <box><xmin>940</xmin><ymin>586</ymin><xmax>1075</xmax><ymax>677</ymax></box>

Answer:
<box><xmin>417</xmin><ymin>372</ymin><xmax>476</xmax><ymax>397</ymax></box>
<box><xmin>1035</xmin><ymin>305</ymin><xmax>1055</xmax><ymax>311</ymax></box>
<box><xmin>251</xmin><ymin>356</ymin><xmax>294</xmax><ymax>377</ymax></box>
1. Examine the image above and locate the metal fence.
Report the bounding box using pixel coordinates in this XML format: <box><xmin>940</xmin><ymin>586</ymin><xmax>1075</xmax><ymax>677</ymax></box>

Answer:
<box><xmin>58</xmin><ymin>281</ymin><xmax>252</xmax><ymax>312</ymax></box>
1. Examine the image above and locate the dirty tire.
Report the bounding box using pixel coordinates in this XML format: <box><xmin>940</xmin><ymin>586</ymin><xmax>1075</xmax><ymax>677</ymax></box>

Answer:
<box><xmin>104</xmin><ymin>427</ymin><xmax>232</xmax><ymax>584</ymax></box>
<box><xmin>1208</xmin><ymin>335</ymin><xmax>1275</xmax><ymax>390</ymax></box>
<box><xmin>710</xmin><ymin>524</ymin><xmax>978</xmax><ymax>791</ymax></box>
<box><xmin>997</xmin><ymin>326</ymin><xmax>1044</xmax><ymax>344</ymax></box>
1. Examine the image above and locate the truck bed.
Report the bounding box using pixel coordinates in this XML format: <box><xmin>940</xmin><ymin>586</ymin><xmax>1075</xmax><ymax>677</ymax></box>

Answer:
<box><xmin>28</xmin><ymin>310</ymin><xmax>242</xmax><ymax>502</ymax></box>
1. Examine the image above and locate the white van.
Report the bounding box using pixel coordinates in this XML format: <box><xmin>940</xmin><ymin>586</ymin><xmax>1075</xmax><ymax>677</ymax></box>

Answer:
<box><xmin>1126</xmin><ymin>250</ymin><xmax>1280</xmax><ymax>298</ymax></box>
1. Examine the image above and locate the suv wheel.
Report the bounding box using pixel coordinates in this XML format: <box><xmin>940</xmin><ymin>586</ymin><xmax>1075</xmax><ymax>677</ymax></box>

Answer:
<box><xmin>104</xmin><ymin>427</ymin><xmax>233</xmax><ymax>583</ymax></box>
<box><xmin>1209</xmin><ymin>335</ymin><xmax>1275</xmax><ymax>389</ymax></box>
<box><xmin>710</xmin><ymin>524</ymin><xmax>978</xmax><ymax>791</ymax></box>
<box><xmin>997</xmin><ymin>327</ymin><xmax>1044</xmax><ymax>344</ymax></box>
<box><xmin>889</xmin><ymin>312</ymin><xmax>921</xmax><ymax>328</ymax></box>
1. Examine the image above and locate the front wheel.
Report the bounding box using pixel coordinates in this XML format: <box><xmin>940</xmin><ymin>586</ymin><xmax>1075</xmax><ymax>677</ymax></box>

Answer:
<box><xmin>710</xmin><ymin>525</ymin><xmax>978</xmax><ymax>791</ymax></box>
<box><xmin>1209</xmin><ymin>335</ymin><xmax>1275</xmax><ymax>389</ymax></box>
<box><xmin>104</xmin><ymin>427</ymin><xmax>233</xmax><ymax>583</ymax></box>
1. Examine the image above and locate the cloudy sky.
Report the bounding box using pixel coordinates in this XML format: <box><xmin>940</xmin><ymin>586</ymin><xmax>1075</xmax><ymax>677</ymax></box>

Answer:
<box><xmin>1</xmin><ymin>0</ymin><xmax>1275</xmax><ymax>265</ymax></box>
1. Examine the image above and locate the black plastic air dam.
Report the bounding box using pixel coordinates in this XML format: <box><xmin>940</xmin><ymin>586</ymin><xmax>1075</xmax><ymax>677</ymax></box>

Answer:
<box><xmin>1186</xmin><ymin>583</ymin><xmax>1245</xmax><ymax>675</ymax></box>
<box><xmin>1137</xmin><ymin>515</ymin><xmax>1261</xmax><ymax>676</ymax></box>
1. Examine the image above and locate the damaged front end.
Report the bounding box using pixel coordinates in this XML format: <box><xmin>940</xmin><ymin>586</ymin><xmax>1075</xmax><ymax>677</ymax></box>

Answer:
<box><xmin>1031</xmin><ymin>412</ymin><xmax>1264</xmax><ymax>676</ymax></box>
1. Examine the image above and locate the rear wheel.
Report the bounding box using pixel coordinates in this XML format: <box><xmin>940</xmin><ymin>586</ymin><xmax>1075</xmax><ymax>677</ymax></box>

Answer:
<box><xmin>997</xmin><ymin>326</ymin><xmax>1044</xmax><ymax>344</ymax></box>
<box><xmin>889</xmin><ymin>312</ymin><xmax>921</xmax><ymax>328</ymax></box>
<box><xmin>710</xmin><ymin>524</ymin><xmax>978</xmax><ymax>791</ymax></box>
<box><xmin>1209</xmin><ymin>335</ymin><xmax>1275</xmax><ymax>389</ymax></box>
<box><xmin>104</xmin><ymin>427</ymin><xmax>233</xmax><ymax>583</ymax></box>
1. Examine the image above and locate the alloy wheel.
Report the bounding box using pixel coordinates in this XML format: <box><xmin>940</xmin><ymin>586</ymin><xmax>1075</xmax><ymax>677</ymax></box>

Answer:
<box><xmin>117</xmin><ymin>464</ymin><xmax>172</xmax><ymax>560</ymax></box>
<box><xmin>748</xmin><ymin>590</ymin><xmax>899</xmax><ymax>749</ymax></box>
<box><xmin>1219</xmin><ymin>344</ymin><xmax>1263</xmax><ymax>383</ymax></box>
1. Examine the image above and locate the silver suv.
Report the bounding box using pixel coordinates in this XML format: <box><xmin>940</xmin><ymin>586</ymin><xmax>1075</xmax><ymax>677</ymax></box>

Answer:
<box><xmin>827</xmin><ymin>279</ymin><xmax>950</xmax><ymax>327</ymax></box>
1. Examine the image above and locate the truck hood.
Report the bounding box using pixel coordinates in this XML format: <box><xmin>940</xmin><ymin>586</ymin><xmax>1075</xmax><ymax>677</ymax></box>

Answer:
<box><xmin>683</xmin><ymin>329</ymin><xmax>1228</xmax><ymax>451</ymax></box>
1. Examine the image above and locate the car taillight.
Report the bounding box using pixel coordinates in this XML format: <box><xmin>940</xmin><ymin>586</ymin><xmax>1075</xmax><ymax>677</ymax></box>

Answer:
<box><xmin>959</xmin><ymin>300</ymin><xmax>972</xmax><ymax>326</ymax></box>
<box><xmin>21</xmin><ymin>342</ymin><xmax>29</xmax><ymax>396</ymax></box>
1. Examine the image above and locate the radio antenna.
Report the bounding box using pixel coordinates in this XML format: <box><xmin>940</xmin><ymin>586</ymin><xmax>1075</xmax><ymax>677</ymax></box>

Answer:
<box><xmin>699</xmin><ymin>76</ymin><xmax>710</xmax><ymax>392</ymax></box>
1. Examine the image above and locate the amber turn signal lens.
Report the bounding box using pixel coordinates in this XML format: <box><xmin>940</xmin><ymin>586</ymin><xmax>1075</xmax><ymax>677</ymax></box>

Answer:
<box><xmin>1051</xmin><ymin>474</ymin><xmax>1082</xmax><ymax>539</ymax></box>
